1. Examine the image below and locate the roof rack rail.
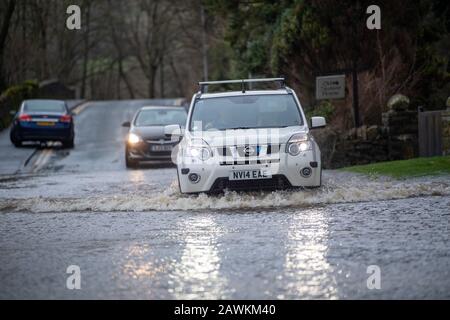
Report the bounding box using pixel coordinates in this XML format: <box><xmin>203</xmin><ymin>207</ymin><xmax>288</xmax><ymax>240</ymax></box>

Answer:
<box><xmin>198</xmin><ymin>78</ymin><xmax>285</xmax><ymax>94</ymax></box>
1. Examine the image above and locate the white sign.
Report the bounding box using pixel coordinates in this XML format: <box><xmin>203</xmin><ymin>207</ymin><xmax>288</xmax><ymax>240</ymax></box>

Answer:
<box><xmin>316</xmin><ymin>75</ymin><xmax>346</xmax><ymax>100</ymax></box>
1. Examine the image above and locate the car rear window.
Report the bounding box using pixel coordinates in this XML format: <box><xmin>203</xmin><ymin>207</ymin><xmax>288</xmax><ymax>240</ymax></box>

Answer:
<box><xmin>24</xmin><ymin>100</ymin><xmax>67</xmax><ymax>113</ymax></box>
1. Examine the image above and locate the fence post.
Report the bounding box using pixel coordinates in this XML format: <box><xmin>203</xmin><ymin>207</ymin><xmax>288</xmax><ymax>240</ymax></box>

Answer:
<box><xmin>419</xmin><ymin>107</ymin><xmax>443</xmax><ymax>157</ymax></box>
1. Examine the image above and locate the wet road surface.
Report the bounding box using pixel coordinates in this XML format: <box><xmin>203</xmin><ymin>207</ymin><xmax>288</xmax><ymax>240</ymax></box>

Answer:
<box><xmin>0</xmin><ymin>100</ymin><xmax>449</xmax><ymax>299</ymax></box>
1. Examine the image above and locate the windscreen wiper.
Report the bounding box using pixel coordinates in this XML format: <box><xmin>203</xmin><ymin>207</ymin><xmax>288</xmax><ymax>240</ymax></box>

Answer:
<box><xmin>221</xmin><ymin>126</ymin><xmax>291</xmax><ymax>130</ymax></box>
<box><xmin>227</xmin><ymin>127</ymin><xmax>253</xmax><ymax>130</ymax></box>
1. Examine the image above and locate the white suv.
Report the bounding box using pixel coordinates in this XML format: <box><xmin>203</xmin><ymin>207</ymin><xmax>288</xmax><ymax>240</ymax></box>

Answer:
<box><xmin>165</xmin><ymin>78</ymin><xmax>326</xmax><ymax>194</ymax></box>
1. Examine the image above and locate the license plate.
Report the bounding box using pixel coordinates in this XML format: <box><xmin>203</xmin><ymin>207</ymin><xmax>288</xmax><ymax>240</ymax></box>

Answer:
<box><xmin>229</xmin><ymin>169</ymin><xmax>272</xmax><ymax>181</ymax></box>
<box><xmin>150</xmin><ymin>145</ymin><xmax>173</xmax><ymax>152</ymax></box>
<box><xmin>37</xmin><ymin>122</ymin><xmax>55</xmax><ymax>126</ymax></box>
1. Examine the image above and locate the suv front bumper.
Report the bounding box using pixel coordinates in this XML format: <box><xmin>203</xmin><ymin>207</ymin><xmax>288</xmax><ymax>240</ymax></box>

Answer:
<box><xmin>177</xmin><ymin>147</ymin><xmax>321</xmax><ymax>193</ymax></box>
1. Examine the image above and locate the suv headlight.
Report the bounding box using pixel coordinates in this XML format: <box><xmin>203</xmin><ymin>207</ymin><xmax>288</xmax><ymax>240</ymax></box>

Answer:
<box><xmin>286</xmin><ymin>133</ymin><xmax>311</xmax><ymax>156</ymax></box>
<box><xmin>186</xmin><ymin>139</ymin><xmax>212</xmax><ymax>161</ymax></box>
<box><xmin>128</xmin><ymin>133</ymin><xmax>142</xmax><ymax>144</ymax></box>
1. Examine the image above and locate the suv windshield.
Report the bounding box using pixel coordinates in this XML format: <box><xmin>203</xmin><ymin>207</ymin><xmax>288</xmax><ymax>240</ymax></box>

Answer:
<box><xmin>190</xmin><ymin>94</ymin><xmax>303</xmax><ymax>131</ymax></box>
<box><xmin>135</xmin><ymin>108</ymin><xmax>187</xmax><ymax>127</ymax></box>
<box><xmin>24</xmin><ymin>100</ymin><xmax>66</xmax><ymax>113</ymax></box>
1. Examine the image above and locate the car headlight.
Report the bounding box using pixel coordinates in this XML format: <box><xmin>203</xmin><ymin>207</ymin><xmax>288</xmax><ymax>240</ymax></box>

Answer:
<box><xmin>286</xmin><ymin>133</ymin><xmax>311</xmax><ymax>156</ymax></box>
<box><xmin>128</xmin><ymin>133</ymin><xmax>142</xmax><ymax>144</ymax></box>
<box><xmin>186</xmin><ymin>139</ymin><xmax>212</xmax><ymax>161</ymax></box>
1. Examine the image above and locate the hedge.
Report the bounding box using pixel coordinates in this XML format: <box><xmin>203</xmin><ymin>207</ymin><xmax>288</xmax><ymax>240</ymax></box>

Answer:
<box><xmin>0</xmin><ymin>80</ymin><xmax>38</xmax><ymax>131</ymax></box>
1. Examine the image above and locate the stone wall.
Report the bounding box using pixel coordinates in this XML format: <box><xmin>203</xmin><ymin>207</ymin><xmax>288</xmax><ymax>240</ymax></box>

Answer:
<box><xmin>313</xmin><ymin>94</ymin><xmax>419</xmax><ymax>169</ymax></box>
<box><xmin>382</xmin><ymin>108</ymin><xmax>418</xmax><ymax>161</ymax></box>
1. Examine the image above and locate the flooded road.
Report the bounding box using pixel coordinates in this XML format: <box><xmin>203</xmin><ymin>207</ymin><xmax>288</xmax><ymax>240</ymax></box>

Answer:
<box><xmin>0</xmin><ymin>100</ymin><xmax>449</xmax><ymax>299</ymax></box>
<box><xmin>1</xmin><ymin>196</ymin><xmax>449</xmax><ymax>299</ymax></box>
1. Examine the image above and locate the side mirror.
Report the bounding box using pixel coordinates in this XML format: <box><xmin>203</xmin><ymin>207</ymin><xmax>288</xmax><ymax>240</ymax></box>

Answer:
<box><xmin>9</xmin><ymin>110</ymin><xmax>17</xmax><ymax>116</ymax></box>
<box><xmin>164</xmin><ymin>124</ymin><xmax>183</xmax><ymax>138</ymax></box>
<box><xmin>310</xmin><ymin>116</ymin><xmax>326</xmax><ymax>129</ymax></box>
<box><xmin>122</xmin><ymin>121</ymin><xmax>131</xmax><ymax>127</ymax></box>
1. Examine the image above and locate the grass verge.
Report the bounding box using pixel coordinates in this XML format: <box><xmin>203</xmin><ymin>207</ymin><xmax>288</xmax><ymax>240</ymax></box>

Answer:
<box><xmin>340</xmin><ymin>156</ymin><xmax>450</xmax><ymax>179</ymax></box>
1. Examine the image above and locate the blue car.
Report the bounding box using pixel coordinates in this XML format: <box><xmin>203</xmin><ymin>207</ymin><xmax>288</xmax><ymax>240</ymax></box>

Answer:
<box><xmin>10</xmin><ymin>100</ymin><xmax>75</xmax><ymax>148</ymax></box>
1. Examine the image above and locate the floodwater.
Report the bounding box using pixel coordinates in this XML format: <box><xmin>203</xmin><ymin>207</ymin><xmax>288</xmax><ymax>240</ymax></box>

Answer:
<box><xmin>0</xmin><ymin>100</ymin><xmax>449</xmax><ymax>299</ymax></box>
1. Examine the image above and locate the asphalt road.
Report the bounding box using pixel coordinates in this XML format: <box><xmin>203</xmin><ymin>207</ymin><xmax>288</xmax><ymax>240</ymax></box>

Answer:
<box><xmin>0</xmin><ymin>100</ymin><xmax>449</xmax><ymax>299</ymax></box>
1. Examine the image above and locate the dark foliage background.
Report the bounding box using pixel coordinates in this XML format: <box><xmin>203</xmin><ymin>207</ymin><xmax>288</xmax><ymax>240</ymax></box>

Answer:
<box><xmin>0</xmin><ymin>0</ymin><xmax>449</xmax><ymax>130</ymax></box>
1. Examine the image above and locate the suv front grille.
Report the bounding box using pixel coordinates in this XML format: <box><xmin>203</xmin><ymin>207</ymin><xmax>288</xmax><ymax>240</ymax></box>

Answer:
<box><xmin>219</xmin><ymin>159</ymin><xmax>280</xmax><ymax>166</ymax></box>
<box><xmin>209</xmin><ymin>175</ymin><xmax>292</xmax><ymax>193</ymax></box>
<box><xmin>217</xmin><ymin>144</ymin><xmax>281</xmax><ymax>166</ymax></box>
<box><xmin>217</xmin><ymin>144</ymin><xmax>280</xmax><ymax>157</ymax></box>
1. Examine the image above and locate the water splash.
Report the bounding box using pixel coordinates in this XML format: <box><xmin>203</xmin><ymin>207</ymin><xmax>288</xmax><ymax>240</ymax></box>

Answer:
<box><xmin>1</xmin><ymin>176</ymin><xmax>449</xmax><ymax>213</ymax></box>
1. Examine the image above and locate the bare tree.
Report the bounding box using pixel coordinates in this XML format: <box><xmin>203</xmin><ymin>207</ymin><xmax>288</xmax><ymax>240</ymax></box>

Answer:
<box><xmin>0</xmin><ymin>0</ymin><xmax>16</xmax><ymax>91</ymax></box>
<box><xmin>1</xmin><ymin>0</ymin><xmax>209</xmax><ymax>99</ymax></box>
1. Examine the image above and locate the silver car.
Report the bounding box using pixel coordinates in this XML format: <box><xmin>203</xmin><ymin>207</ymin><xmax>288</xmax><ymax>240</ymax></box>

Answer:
<box><xmin>122</xmin><ymin>106</ymin><xmax>187</xmax><ymax>168</ymax></box>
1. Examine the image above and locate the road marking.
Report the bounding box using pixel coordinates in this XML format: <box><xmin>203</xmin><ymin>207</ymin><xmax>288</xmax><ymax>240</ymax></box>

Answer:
<box><xmin>40</xmin><ymin>149</ymin><xmax>53</xmax><ymax>171</ymax></box>
<box><xmin>72</xmin><ymin>101</ymin><xmax>91</xmax><ymax>115</ymax></box>
<box><xmin>32</xmin><ymin>149</ymin><xmax>51</xmax><ymax>172</ymax></box>
<box><xmin>21</xmin><ymin>145</ymin><xmax>55</xmax><ymax>173</ymax></box>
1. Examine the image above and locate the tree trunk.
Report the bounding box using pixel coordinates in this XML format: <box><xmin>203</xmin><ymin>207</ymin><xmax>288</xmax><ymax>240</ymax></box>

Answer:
<box><xmin>160</xmin><ymin>56</ymin><xmax>164</xmax><ymax>98</ymax></box>
<box><xmin>33</xmin><ymin>2</ymin><xmax>49</xmax><ymax>80</ymax></box>
<box><xmin>169</xmin><ymin>58</ymin><xmax>184</xmax><ymax>98</ymax></box>
<box><xmin>200</xmin><ymin>4</ymin><xmax>208</xmax><ymax>81</ymax></box>
<box><xmin>81</xmin><ymin>0</ymin><xmax>91</xmax><ymax>99</ymax></box>
<box><xmin>118</xmin><ymin>57</ymin><xmax>135</xmax><ymax>99</ymax></box>
<box><xmin>0</xmin><ymin>0</ymin><xmax>16</xmax><ymax>91</ymax></box>
<box><xmin>149</xmin><ymin>65</ymin><xmax>157</xmax><ymax>98</ymax></box>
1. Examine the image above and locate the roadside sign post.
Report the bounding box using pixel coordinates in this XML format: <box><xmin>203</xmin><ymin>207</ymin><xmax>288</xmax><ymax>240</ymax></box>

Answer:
<box><xmin>315</xmin><ymin>74</ymin><xmax>346</xmax><ymax>100</ymax></box>
<box><xmin>316</xmin><ymin>67</ymin><xmax>364</xmax><ymax>128</ymax></box>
